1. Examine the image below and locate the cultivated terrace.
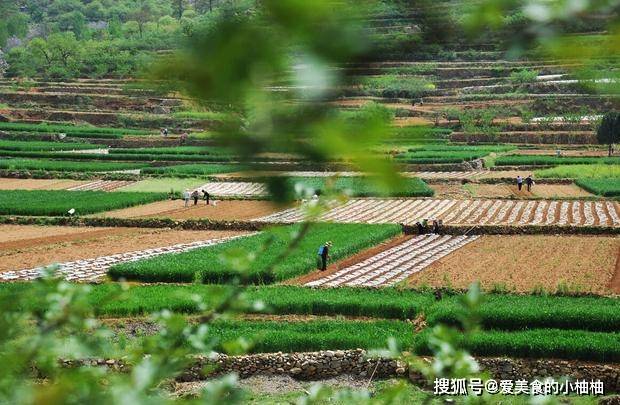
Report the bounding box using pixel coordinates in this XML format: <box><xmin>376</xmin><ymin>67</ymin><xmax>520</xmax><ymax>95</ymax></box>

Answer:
<box><xmin>0</xmin><ymin>0</ymin><xmax>619</xmax><ymax>403</ymax></box>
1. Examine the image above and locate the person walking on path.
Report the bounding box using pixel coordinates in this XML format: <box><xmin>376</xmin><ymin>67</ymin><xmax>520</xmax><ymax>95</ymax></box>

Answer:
<box><xmin>317</xmin><ymin>241</ymin><xmax>331</xmax><ymax>271</ymax></box>
<box><xmin>526</xmin><ymin>175</ymin><xmax>534</xmax><ymax>192</ymax></box>
<box><xmin>183</xmin><ymin>189</ymin><xmax>190</xmax><ymax>207</ymax></box>
<box><xmin>191</xmin><ymin>190</ymin><xmax>199</xmax><ymax>205</ymax></box>
<box><xmin>202</xmin><ymin>189</ymin><xmax>210</xmax><ymax>205</ymax></box>
<box><xmin>517</xmin><ymin>175</ymin><xmax>523</xmax><ymax>191</ymax></box>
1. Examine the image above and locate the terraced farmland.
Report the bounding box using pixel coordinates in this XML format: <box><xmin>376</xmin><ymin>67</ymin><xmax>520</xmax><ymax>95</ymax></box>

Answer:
<box><xmin>259</xmin><ymin>199</ymin><xmax>620</xmax><ymax>227</ymax></box>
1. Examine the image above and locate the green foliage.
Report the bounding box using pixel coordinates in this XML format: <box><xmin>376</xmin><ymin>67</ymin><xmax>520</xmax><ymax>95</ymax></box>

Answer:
<box><xmin>394</xmin><ymin>150</ymin><xmax>490</xmax><ymax>163</ymax></box>
<box><xmin>536</xmin><ymin>164</ymin><xmax>620</xmax><ymax>179</ymax></box>
<box><xmin>358</xmin><ymin>75</ymin><xmax>435</xmax><ymax>98</ymax></box>
<box><xmin>508</xmin><ymin>69</ymin><xmax>538</xmax><ymax>84</ymax></box>
<box><xmin>109</xmin><ymin>223</ymin><xmax>402</xmax><ymax>284</ymax></box>
<box><xmin>0</xmin><ymin>139</ymin><xmax>103</xmax><ymax>152</ymax></box>
<box><xmin>109</xmin><ymin>146</ymin><xmax>233</xmax><ymax>156</ymax></box>
<box><xmin>575</xmin><ymin>178</ymin><xmax>620</xmax><ymax>196</ymax></box>
<box><xmin>415</xmin><ymin>328</ymin><xmax>620</xmax><ymax>362</ymax></box>
<box><xmin>495</xmin><ymin>155</ymin><xmax>620</xmax><ymax>166</ymax></box>
<box><xmin>0</xmin><ymin>158</ymin><xmax>148</xmax><ymax>172</ymax></box>
<box><xmin>0</xmin><ymin>190</ymin><xmax>167</xmax><ymax>216</ymax></box>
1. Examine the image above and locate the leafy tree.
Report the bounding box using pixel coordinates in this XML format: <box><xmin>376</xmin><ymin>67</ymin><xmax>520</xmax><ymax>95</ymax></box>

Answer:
<box><xmin>172</xmin><ymin>0</ymin><xmax>188</xmax><ymax>19</ymax></box>
<box><xmin>597</xmin><ymin>111</ymin><xmax>620</xmax><ymax>157</ymax></box>
<box><xmin>58</xmin><ymin>10</ymin><xmax>86</xmax><ymax>38</ymax></box>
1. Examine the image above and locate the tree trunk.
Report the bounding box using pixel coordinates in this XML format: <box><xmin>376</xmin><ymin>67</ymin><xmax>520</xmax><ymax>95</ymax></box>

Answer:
<box><xmin>609</xmin><ymin>143</ymin><xmax>613</xmax><ymax>157</ymax></box>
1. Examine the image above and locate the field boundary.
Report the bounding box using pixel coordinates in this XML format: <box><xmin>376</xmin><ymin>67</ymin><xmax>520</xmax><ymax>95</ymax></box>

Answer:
<box><xmin>1</xmin><ymin>215</ymin><xmax>620</xmax><ymax>235</ymax></box>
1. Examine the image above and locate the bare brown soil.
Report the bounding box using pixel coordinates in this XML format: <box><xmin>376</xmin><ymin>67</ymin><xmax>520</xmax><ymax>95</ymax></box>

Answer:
<box><xmin>0</xmin><ymin>225</ymin><xmax>246</xmax><ymax>273</ymax></box>
<box><xmin>0</xmin><ymin>178</ymin><xmax>87</xmax><ymax>190</ymax></box>
<box><xmin>610</xmin><ymin>246</ymin><xmax>620</xmax><ymax>294</ymax></box>
<box><xmin>407</xmin><ymin>235</ymin><xmax>619</xmax><ymax>294</ymax></box>
<box><xmin>91</xmin><ymin>199</ymin><xmax>284</xmax><ymax>221</ymax></box>
<box><xmin>286</xmin><ymin>234</ymin><xmax>410</xmax><ymax>285</ymax></box>
<box><xmin>430</xmin><ymin>183</ymin><xmax>472</xmax><ymax>199</ymax></box>
<box><xmin>467</xmin><ymin>184</ymin><xmax>593</xmax><ymax>198</ymax></box>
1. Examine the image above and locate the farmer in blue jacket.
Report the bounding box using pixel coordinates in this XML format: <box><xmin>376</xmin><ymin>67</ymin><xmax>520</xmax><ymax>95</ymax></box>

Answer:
<box><xmin>317</xmin><ymin>241</ymin><xmax>332</xmax><ymax>271</ymax></box>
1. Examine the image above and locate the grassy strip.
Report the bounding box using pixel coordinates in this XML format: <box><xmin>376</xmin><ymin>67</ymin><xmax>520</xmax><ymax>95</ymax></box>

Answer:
<box><xmin>109</xmin><ymin>223</ymin><xmax>402</xmax><ymax>284</ymax></box>
<box><xmin>0</xmin><ymin>122</ymin><xmax>149</xmax><ymax>138</ymax></box>
<box><xmin>426</xmin><ymin>294</ymin><xmax>620</xmax><ymax>332</ymax></box>
<box><xmin>414</xmin><ymin>329</ymin><xmax>620</xmax><ymax>362</ymax></box>
<box><xmin>0</xmin><ymin>190</ymin><xmax>167</xmax><ymax>216</ymax></box>
<box><xmin>140</xmin><ymin>164</ymin><xmax>243</xmax><ymax>176</ymax></box>
<box><xmin>394</xmin><ymin>151</ymin><xmax>486</xmax><ymax>163</ymax></box>
<box><xmin>0</xmin><ymin>140</ymin><xmax>104</xmax><ymax>151</ymax></box>
<box><xmin>407</xmin><ymin>145</ymin><xmax>514</xmax><ymax>153</ymax></box>
<box><xmin>285</xmin><ymin>177</ymin><xmax>433</xmax><ymax>197</ymax></box>
<box><xmin>0</xmin><ymin>158</ymin><xmax>148</xmax><ymax>172</ymax></box>
<box><xmin>576</xmin><ymin>178</ymin><xmax>620</xmax><ymax>196</ymax></box>
<box><xmin>117</xmin><ymin>178</ymin><xmax>209</xmax><ymax>193</ymax></box>
<box><xmin>0</xmin><ymin>150</ymin><xmax>238</xmax><ymax>162</ymax></box>
<box><xmin>535</xmin><ymin>164</ymin><xmax>620</xmax><ymax>179</ymax></box>
<box><xmin>209</xmin><ymin>319</ymin><xmax>412</xmax><ymax>353</ymax></box>
<box><xmin>109</xmin><ymin>146</ymin><xmax>233</xmax><ymax>156</ymax></box>
<box><xmin>496</xmin><ymin>156</ymin><xmax>620</xmax><ymax>166</ymax></box>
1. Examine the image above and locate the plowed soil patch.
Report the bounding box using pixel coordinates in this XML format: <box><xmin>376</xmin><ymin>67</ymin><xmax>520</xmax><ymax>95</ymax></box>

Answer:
<box><xmin>91</xmin><ymin>199</ymin><xmax>283</xmax><ymax>221</ymax></box>
<box><xmin>407</xmin><ymin>235</ymin><xmax>619</xmax><ymax>294</ymax></box>
<box><xmin>468</xmin><ymin>184</ymin><xmax>593</xmax><ymax>198</ymax></box>
<box><xmin>0</xmin><ymin>178</ymin><xmax>87</xmax><ymax>190</ymax></box>
<box><xmin>430</xmin><ymin>183</ymin><xmax>472</xmax><ymax>199</ymax></box>
<box><xmin>0</xmin><ymin>225</ymin><xmax>245</xmax><ymax>273</ymax></box>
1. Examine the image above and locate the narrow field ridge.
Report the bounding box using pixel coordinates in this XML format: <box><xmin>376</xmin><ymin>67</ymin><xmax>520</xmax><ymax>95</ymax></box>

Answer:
<box><xmin>306</xmin><ymin>234</ymin><xmax>479</xmax><ymax>287</ymax></box>
<box><xmin>0</xmin><ymin>234</ymin><xmax>250</xmax><ymax>282</ymax></box>
<box><xmin>258</xmin><ymin>199</ymin><xmax>620</xmax><ymax>227</ymax></box>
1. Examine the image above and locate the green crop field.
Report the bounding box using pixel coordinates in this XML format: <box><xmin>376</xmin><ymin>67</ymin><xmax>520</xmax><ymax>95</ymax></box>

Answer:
<box><xmin>496</xmin><ymin>156</ymin><xmax>620</xmax><ymax>166</ymax></box>
<box><xmin>0</xmin><ymin>158</ymin><xmax>148</xmax><ymax>172</ymax></box>
<box><xmin>109</xmin><ymin>223</ymin><xmax>402</xmax><ymax>284</ymax></box>
<box><xmin>117</xmin><ymin>177</ymin><xmax>208</xmax><ymax>193</ymax></box>
<box><xmin>575</xmin><ymin>178</ymin><xmax>620</xmax><ymax>196</ymax></box>
<box><xmin>0</xmin><ymin>122</ymin><xmax>150</xmax><ymax>139</ymax></box>
<box><xmin>536</xmin><ymin>164</ymin><xmax>620</xmax><ymax>179</ymax></box>
<box><xmin>0</xmin><ymin>190</ymin><xmax>167</xmax><ymax>216</ymax></box>
<box><xmin>140</xmin><ymin>163</ymin><xmax>243</xmax><ymax>176</ymax></box>
<box><xmin>0</xmin><ymin>139</ymin><xmax>104</xmax><ymax>151</ymax></box>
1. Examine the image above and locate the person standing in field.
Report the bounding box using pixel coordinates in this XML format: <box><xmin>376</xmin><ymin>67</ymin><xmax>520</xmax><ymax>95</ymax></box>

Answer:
<box><xmin>517</xmin><ymin>175</ymin><xmax>523</xmax><ymax>191</ymax></box>
<box><xmin>202</xmin><ymin>189</ymin><xmax>210</xmax><ymax>205</ymax></box>
<box><xmin>318</xmin><ymin>241</ymin><xmax>331</xmax><ymax>271</ymax></box>
<box><xmin>526</xmin><ymin>174</ymin><xmax>534</xmax><ymax>192</ymax></box>
<box><xmin>191</xmin><ymin>190</ymin><xmax>199</xmax><ymax>205</ymax></box>
<box><xmin>183</xmin><ymin>189</ymin><xmax>190</xmax><ymax>207</ymax></box>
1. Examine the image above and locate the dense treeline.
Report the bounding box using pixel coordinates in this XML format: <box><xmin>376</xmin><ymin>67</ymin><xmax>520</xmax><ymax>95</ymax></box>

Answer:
<box><xmin>0</xmin><ymin>0</ymin><xmax>251</xmax><ymax>79</ymax></box>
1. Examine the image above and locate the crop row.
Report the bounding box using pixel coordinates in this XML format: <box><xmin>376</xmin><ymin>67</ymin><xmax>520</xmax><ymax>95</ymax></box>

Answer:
<box><xmin>0</xmin><ymin>190</ymin><xmax>167</xmax><ymax>216</ymax></box>
<box><xmin>0</xmin><ymin>150</ymin><xmax>238</xmax><ymax>163</ymax></box>
<box><xmin>535</xmin><ymin>164</ymin><xmax>620</xmax><ymax>179</ymax></box>
<box><xmin>286</xmin><ymin>177</ymin><xmax>434</xmax><ymax>198</ymax></box>
<box><xmin>0</xmin><ymin>158</ymin><xmax>148</xmax><ymax>172</ymax></box>
<box><xmin>0</xmin><ymin>139</ymin><xmax>104</xmax><ymax>151</ymax></box>
<box><xmin>109</xmin><ymin>146</ymin><xmax>233</xmax><ymax>156</ymax></box>
<box><xmin>108</xmin><ymin>223</ymin><xmax>402</xmax><ymax>284</ymax></box>
<box><xmin>576</xmin><ymin>178</ymin><xmax>620</xmax><ymax>197</ymax></box>
<box><xmin>1</xmin><ymin>284</ymin><xmax>618</xmax><ymax>333</ymax></box>
<box><xmin>0</xmin><ymin>122</ymin><xmax>149</xmax><ymax>138</ymax></box>
<box><xmin>496</xmin><ymin>155</ymin><xmax>620</xmax><ymax>166</ymax></box>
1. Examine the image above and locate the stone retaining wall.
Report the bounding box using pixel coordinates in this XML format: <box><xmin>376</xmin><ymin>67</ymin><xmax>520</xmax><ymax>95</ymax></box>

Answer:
<box><xmin>60</xmin><ymin>350</ymin><xmax>620</xmax><ymax>392</ymax></box>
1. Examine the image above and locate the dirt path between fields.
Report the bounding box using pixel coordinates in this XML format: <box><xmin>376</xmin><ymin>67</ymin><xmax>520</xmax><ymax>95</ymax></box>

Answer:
<box><xmin>610</xmin><ymin>247</ymin><xmax>620</xmax><ymax>294</ymax></box>
<box><xmin>0</xmin><ymin>178</ymin><xmax>87</xmax><ymax>190</ymax></box>
<box><xmin>285</xmin><ymin>234</ymin><xmax>411</xmax><ymax>285</ymax></box>
<box><xmin>91</xmin><ymin>200</ymin><xmax>284</xmax><ymax>221</ymax></box>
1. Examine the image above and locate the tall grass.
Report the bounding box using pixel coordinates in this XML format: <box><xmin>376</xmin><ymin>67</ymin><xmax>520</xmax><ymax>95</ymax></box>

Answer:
<box><xmin>109</xmin><ymin>223</ymin><xmax>402</xmax><ymax>284</ymax></box>
<box><xmin>0</xmin><ymin>190</ymin><xmax>167</xmax><ymax>216</ymax></box>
